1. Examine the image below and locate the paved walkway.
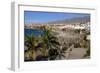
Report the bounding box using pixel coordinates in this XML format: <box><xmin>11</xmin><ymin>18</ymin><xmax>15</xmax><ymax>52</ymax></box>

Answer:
<box><xmin>65</xmin><ymin>48</ymin><xmax>87</xmax><ymax>59</ymax></box>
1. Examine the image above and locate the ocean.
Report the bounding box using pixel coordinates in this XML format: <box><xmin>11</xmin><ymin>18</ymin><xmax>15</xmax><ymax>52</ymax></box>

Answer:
<box><xmin>24</xmin><ymin>28</ymin><xmax>43</xmax><ymax>36</ymax></box>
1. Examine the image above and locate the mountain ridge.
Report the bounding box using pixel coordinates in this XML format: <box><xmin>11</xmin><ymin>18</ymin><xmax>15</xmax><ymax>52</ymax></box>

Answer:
<box><xmin>47</xmin><ymin>16</ymin><xmax>90</xmax><ymax>24</ymax></box>
<box><xmin>25</xmin><ymin>16</ymin><xmax>90</xmax><ymax>25</ymax></box>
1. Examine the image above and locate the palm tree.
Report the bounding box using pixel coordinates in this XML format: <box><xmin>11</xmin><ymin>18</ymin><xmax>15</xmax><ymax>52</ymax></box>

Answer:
<box><xmin>41</xmin><ymin>26</ymin><xmax>60</xmax><ymax>60</ymax></box>
<box><xmin>35</xmin><ymin>35</ymin><xmax>49</xmax><ymax>61</ymax></box>
<box><xmin>25</xmin><ymin>33</ymin><xmax>39</xmax><ymax>50</ymax></box>
<box><xmin>24</xmin><ymin>33</ymin><xmax>40</xmax><ymax>61</ymax></box>
<box><xmin>56</xmin><ymin>46</ymin><xmax>67</xmax><ymax>60</ymax></box>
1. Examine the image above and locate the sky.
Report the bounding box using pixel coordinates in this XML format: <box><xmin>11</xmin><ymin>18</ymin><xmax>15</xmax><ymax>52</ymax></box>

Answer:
<box><xmin>24</xmin><ymin>11</ymin><xmax>90</xmax><ymax>24</ymax></box>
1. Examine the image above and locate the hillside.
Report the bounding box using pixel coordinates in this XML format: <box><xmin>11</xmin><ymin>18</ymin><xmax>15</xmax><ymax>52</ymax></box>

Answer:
<box><xmin>47</xmin><ymin>16</ymin><xmax>90</xmax><ymax>24</ymax></box>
